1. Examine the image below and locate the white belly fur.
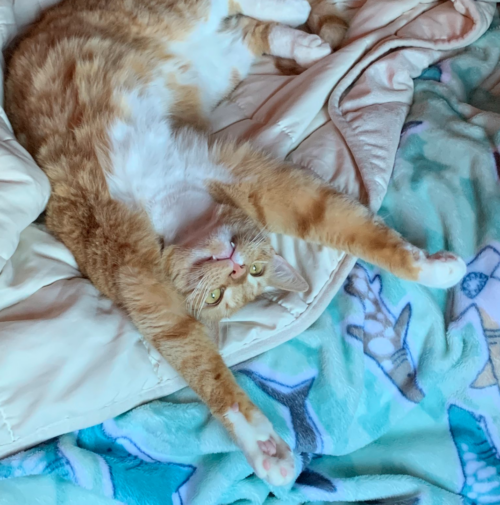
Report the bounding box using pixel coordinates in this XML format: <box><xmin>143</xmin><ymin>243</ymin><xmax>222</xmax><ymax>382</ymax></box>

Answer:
<box><xmin>104</xmin><ymin>11</ymin><xmax>253</xmax><ymax>243</ymax></box>
<box><xmin>104</xmin><ymin>87</ymin><xmax>232</xmax><ymax>244</ymax></box>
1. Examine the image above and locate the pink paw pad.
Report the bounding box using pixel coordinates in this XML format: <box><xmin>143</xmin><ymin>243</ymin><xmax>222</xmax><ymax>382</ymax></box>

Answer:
<box><xmin>258</xmin><ymin>439</ymin><xmax>277</xmax><ymax>456</ymax></box>
<box><xmin>224</xmin><ymin>408</ymin><xmax>295</xmax><ymax>486</ymax></box>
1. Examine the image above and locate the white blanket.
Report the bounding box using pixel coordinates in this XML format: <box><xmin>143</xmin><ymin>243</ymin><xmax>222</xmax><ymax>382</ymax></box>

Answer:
<box><xmin>0</xmin><ymin>0</ymin><xmax>494</xmax><ymax>458</ymax></box>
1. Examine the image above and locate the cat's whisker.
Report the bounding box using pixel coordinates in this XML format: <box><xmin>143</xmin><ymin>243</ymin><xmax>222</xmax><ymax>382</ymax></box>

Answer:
<box><xmin>190</xmin><ymin>279</ymin><xmax>206</xmax><ymax>313</ymax></box>
<box><xmin>188</xmin><ymin>275</ymin><xmax>207</xmax><ymax>296</ymax></box>
<box><xmin>250</xmin><ymin>225</ymin><xmax>269</xmax><ymax>249</ymax></box>
<box><xmin>254</xmin><ymin>235</ymin><xmax>267</xmax><ymax>247</ymax></box>
<box><xmin>187</xmin><ymin>274</ymin><xmax>211</xmax><ymax>317</ymax></box>
<box><xmin>252</xmin><ymin>225</ymin><xmax>267</xmax><ymax>243</ymax></box>
<box><xmin>196</xmin><ymin>278</ymin><xmax>214</xmax><ymax>319</ymax></box>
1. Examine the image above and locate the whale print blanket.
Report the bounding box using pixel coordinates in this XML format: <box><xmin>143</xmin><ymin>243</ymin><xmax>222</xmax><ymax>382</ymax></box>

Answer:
<box><xmin>2</xmin><ymin>5</ymin><xmax>500</xmax><ymax>505</ymax></box>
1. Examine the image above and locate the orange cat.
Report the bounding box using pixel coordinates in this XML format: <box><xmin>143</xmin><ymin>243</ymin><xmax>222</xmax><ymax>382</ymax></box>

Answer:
<box><xmin>5</xmin><ymin>0</ymin><xmax>466</xmax><ymax>486</ymax></box>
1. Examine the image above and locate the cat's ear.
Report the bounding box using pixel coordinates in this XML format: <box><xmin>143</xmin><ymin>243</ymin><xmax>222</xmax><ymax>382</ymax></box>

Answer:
<box><xmin>268</xmin><ymin>255</ymin><xmax>309</xmax><ymax>293</ymax></box>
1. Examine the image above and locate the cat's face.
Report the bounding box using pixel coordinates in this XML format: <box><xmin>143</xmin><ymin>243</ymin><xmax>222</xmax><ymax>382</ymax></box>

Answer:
<box><xmin>165</xmin><ymin>205</ymin><xmax>308</xmax><ymax>323</ymax></box>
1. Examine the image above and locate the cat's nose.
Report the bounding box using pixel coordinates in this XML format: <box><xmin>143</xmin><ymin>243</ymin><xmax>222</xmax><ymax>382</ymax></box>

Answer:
<box><xmin>231</xmin><ymin>262</ymin><xmax>246</xmax><ymax>280</ymax></box>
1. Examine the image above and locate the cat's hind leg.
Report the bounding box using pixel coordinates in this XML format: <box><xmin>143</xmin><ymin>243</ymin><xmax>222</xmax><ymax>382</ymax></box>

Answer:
<box><xmin>237</xmin><ymin>17</ymin><xmax>331</xmax><ymax>68</ymax></box>
<box><xmin>268</xmin><ymin>24</ymin><xmax>331</xmax><ymax>67</ymax></box>
<box><xmin>234</xmin><ymin>0</ymin><xmax>312</xmax><ymax>27</ymax></box>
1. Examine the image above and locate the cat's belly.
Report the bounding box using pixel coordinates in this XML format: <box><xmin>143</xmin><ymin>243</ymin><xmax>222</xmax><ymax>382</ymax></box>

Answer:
<box><xmin>104</xmin><ymin>89</ymin><xmax>232</xmax><ymax>247</ymax></box>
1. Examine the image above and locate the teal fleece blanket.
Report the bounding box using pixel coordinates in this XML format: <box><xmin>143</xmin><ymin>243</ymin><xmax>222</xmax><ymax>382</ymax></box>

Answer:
<box><xmin>2</xmin><ymin>13</ymin><xmax>500</xmax><ymax>505</ymax></box>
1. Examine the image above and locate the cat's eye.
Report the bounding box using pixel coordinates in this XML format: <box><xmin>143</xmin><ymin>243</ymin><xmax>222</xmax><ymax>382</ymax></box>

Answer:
<box><xmin>249</xmin><ymin>263</ymin><xmax>265</xmax><ymax>277</ymax></box>
<box><xmin>205</xmin><ymin>288</ymin><xmax>223</xmax><ymax>306</ymax></box>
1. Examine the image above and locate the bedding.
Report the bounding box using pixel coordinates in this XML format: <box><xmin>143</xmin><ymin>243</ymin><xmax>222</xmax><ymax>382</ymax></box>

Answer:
<box><xmin>0</xmin><ymin>0</ymin><xmax>495</xmax><ymax>464</ymax></box>
<box><xmin>2</xmin><ymin>10</ymin><xmax>500</xmax><ymax>503</ymax></box>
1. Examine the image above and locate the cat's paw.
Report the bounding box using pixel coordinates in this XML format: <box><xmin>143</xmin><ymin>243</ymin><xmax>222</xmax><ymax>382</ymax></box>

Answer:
<box><xmin>291</xmin><ymin>33</ymin><xmax>332</xmax><ymax>68</ymax></box>
<box><xmin>416</xmin><ymin>251</ymin><xmax>467</xmax><ymax>289</ymax></box>
<box><xmin>269</xmin><ymin>26</ymin><xmax>331</xmax><ymax>68</ymax></box>
<box><xmin>225</xmin><ymin>406</ymin><xmax>295</xmax><ymax>486</ymax></box>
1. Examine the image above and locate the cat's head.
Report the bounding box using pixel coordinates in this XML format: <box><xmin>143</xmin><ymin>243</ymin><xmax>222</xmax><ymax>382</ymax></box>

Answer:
<box><xmin>165</xmin><ymin>204</ymin><xmax>308</xmax><ymax>323</ymax></box>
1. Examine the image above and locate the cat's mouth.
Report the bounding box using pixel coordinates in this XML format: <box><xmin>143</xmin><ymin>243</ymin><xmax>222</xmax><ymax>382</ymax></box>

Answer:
<box><xmin>195</xmin><ymin>241</ymin><xmax>236</xmax><ymax>266</ymax></box>
<box><xmin>212</xmin><ymin>241</ymin><xmax>236</xmax><ymax>261</ymax></box>
<box><xmin>198</xmin><ymin>242</ymin><xmax>246</xmax><ymax>279</ymax></box>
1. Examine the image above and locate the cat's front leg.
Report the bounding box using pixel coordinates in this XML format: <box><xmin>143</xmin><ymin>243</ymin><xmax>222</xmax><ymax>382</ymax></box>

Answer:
<box><xmin>163</xmin><ymin>323</ymin><xmax>295</xmax><ymax>485</ymax></box>
<box><xmin>121</xmin><ymin>272</ymin><xmax>295</xmax><ymax>485</ymax></box>
<box><xmin>208</xmin><ymin>145</ymin><xmax>466</xmax><ymax>289</ymax></box>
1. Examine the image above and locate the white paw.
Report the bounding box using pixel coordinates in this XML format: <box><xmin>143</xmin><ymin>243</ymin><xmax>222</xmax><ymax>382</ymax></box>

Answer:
<box><xmin>292</xmin><ymin>33</ymin><xmax>332</xmax><ymax>67</ymax></box>
<box><xmin>416</xmin><ymin>251</ymin><xmax>467</xmax><ymax>289</ymax></box>
<box><xmin>225</xmin><ymin>405</ymin><xmax>295</xmax><ymax>486</ymax></box>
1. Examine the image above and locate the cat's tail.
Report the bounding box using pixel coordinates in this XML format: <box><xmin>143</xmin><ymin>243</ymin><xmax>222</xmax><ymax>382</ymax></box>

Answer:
<box><xmin>307</xmin><ymin>5</ymin><xmax>348</xmax><ymax>49</ymax></box>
